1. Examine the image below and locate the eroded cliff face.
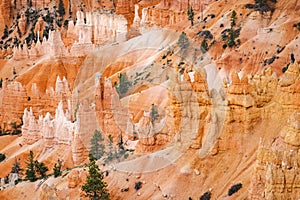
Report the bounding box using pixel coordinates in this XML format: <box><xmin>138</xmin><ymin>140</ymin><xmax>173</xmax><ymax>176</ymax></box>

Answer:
<box><xmin>0</xmin><ymin>0</ymin><xmax>300</xmax><ymax>199</ymax></box>
<box><xmin>0</xmin><ymin>76</ymin><xmax>72</xmax><ymax>132</ymax></box>
<box><xmin>0</xmin><ymin>0</ymin><xmax>11</xmax><ymax>33</ymax></box>
<box><xmin>249</xmin><ymin>112</ymin><xmax>300</xmax><ymax>199</ymax></box>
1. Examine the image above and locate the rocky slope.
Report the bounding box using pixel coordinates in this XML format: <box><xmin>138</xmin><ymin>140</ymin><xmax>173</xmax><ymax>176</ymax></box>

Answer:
<box><xmin>0</xmin><ymin>0</ymin><xmax>300</xmax><ymax>199</ymax></box>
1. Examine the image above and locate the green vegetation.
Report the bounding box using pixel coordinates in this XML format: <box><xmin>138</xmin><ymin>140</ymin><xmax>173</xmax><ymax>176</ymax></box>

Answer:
<box><xmin>89</xmin><ymin>130</ymin><xmax>106</xmax><ymax>162</ymax></box>
<box><xmin>82</xmin><ymin>161</ymin><xmax>110</xmax><ymax>200</ymax></box>
<box><xmin>35</xmin><ymin>160</ymin><xmax>49</xmax><ymax>178</ymax></box>
<box><xmin>230</xmin><ymin>10</ymin><xmax>237</xmax><ymax>27</ymax></box>
<box><xmin>2</xmin><ymin>25</ymin><xmax>9</xmax><ymax>40</ymax></box>
<box><xmin>282</xmin><ymin>64</ymin><xmax>289</xmax><ymax>73</ymax></box>
<box><xmin>0</xmin><ymin>153</ymin><xmax>6</xmax><ymax>162</ymax></box>
<box><xmin>201</xmin><ymin>38</ymin><xmax>209</xmax><ymax>53</ymax></box>
<box><xmin>27</xmin><ymin>0</ymin><xmax>33</xmax><ymax>7</ymax></box>
<box><xmin>293</xmin><ymin>22</ymin><xmax>300</xmax><ymax>31</ymax></box>
<box><xmin>200</xmin><ymin>191</ymin><xmax>211</xmax><ymax>200</ymax></box>
<box><xmin>150</xmin><ymin>104</ymin><xmax>159</xmax><ymax>124</ymax></box>
<box><xmin>228</xmin><ymin>183</ymin><xmax>242</xmax><ymax>196</ymax></box>
<box><xmin>187</xmin><ymin>6</ymin><xmax>195</xmax><ymax>26</ymax></box>
<box><xmin>25</xmin><ymin>150</ymin><xmax>49</xmax><ymax>181</ymax></box>
<box><xmin>115</xmin><ymin>73</ymin><xmax>131</xmax><ymax>98</ymax></box>
<box><xmin>25</xmin><ymin>151</ymin><xmax>37</xmax><ymax>182</ymax></box>
<box><xmin>178</xmin><ymin>32</ymin><xmax>189</xmax><ymax>50</ymax></box>
<box><xmin>11</xmin><ymin>159</ymin><xmax>22</xmax><ymax>174</ymax></box>
<box><xmin>11</xmin><ymin>121</ymin><xmax>22</xmax><ymax>135</ymax></box>
<box><xmin>53</xmin><ymin>159</ymin><xmax>63</xmax><ymax>177</ymax></box>
<box><xmin>222</xmin><ymin>10</ymin><xmax>240</xmax><ymax>48</ymax></box>
<box><xmin>245</xmin><ymin>0</ymin><xmax>277</xmax><ymax>13</ymax></box>
<box><xmin>134</xmin><ymin>181</ymin><xmax>143</xmax><ymax>191</ymax></box>
<box><xmin>58</xmin><ymin>0</ymin><xmax>66</xmax><ymax>17</ymax></box>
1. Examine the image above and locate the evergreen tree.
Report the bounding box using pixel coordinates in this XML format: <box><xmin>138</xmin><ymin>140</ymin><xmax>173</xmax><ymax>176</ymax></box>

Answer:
<box><xmin>105</xmin><ymin>135</ymin><xmax>115</xmax><ymax>163</ymax></box>
<box><xmin>178</xmin><ymin>32</ymin><xmax>189</xmax><ymax>49</ymax></box>
<box><xmin>230</xmin><ymin>10</ymin><xmax>237</xmax><ymax>27</ymax></box>
<box><xmin>27</xmin><ymin>0</ymin><xmax>32</xmax><ymax>7</ymax></box>
<box><xmin>58</xmin><ymin>0</ymin><xmax>65</xmax><ymax>17</ymax></box>
<box><xmin>187</xmin><ymin>6</ymin><xmax>194</xmax><ymax>26</ymax></box>
<box><xmin>201</xmin><ymin>38</ymin><xmax>209</xmax><ymax>53</ymax></box>
<box><xmin>2</xmin><ymin>25</ymin><xmax>9</xmax><ymax>40</ymax></box>
<box><xmin>150</xmin><ymin>104</ymin><xmax>159</xmax><ymax>124</ymax></box>
<box><xmin>14</xmin><ymin>0</ymin><xmax>17</xmax><ymax>9</ymax></box>
<box><xmin>227</xmin><ymin>28</ymin><xmax>236</xmax><ymax>48</ymax></box>
<box><xmin>82</xmin><ymin>161</ymin><xmax>110</xmax><ymax>200</ymax></box>
<box><xmin>89</xmin><ymin>130</ymin><xmax>106</xmax><ymax>161</ymax></box>
<box><xmin>115</xmin><ymin>73</ymin><xmax>131</xmax><ymax>98</ymax></box>
<box><xmin>35</xmin><ymin>160</ymin><xmax>48</xmax><ymax>178</ymax></box>
<box><xmin>0</xmin><ymin>153</ymin><xmax>5</xmax><ymax>162</ymax></box>
<box><xmin>53</xmin><ymin>159</ymin><xmax>63</xmax><ymax>177</ymax></box>
<box><xmin>25</xmin><ymin>150</ymin><xmax>37</xmax><ymax>182</ymax></box>
<box><xmin>11</xmin><ymin>158</ymin><xmax>22</xmax><ymax>174</ymax></box>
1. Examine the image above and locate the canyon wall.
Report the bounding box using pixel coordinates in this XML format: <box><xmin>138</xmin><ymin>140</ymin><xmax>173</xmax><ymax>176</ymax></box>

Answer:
<box><xmin>249</xmin><ymin>112</ymin><xmax>300</xmax><ymax>199</ymax></box>
<box><xmin>21</xmin><ymin>99</ymin><xmax>92</xmax><ymax>166</ymax></box>
<box><xmin>0</xmin><ymin>0</ymin><xmax>11</xmax><ymax>32</ymax></box>
<box><xmin>0</xmin><ymin>76</ymin><xmax>71</xmax><ymax>132</ymax></box>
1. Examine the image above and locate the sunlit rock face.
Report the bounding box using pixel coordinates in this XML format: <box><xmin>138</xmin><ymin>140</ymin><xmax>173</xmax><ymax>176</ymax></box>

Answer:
<box><xmin>13</xmin><ymin>30</ymin><xmax>68</xmax><ymax>60</ymax></box>
<box><xmin>0</xmin><ymin>0</ymin><xmax>11</xmax><ymax>32</ymax></box>
<box><xmin>0</xmin><ymin>76</ymin><xmax>71</xmax><ymax>132</ymax></box>
<box><xmin>249</xmin><ymin>112</ymin><xmax>300</xmax><ymax>199</ymax></box>
<box><xmin>22</xmin><ymin>100</ymin><xmax>89</xmax><ymax>166</ymax></box>
<box><xmin>69</xmin><ymin>10</ymin><xmax>127</xmax><ymax>49</ymax></box>
<box><xmin>140</xmin><ymin>0</ymin><xmax>206</xmax><ymax>27</ymax></box>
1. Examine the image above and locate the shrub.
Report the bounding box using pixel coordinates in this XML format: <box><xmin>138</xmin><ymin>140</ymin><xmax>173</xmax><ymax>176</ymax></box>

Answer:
<box><xmin>53</xmin><ymin>159</ymin><xmax>63</xmax><ymax>177</ymax></box>
<box><xmin>197</xmin><ymin>30</ymin><xmax>213</xmax><ymax>40</ymax></box>
<box><xmin>228</xmin><ymin>183</ymin><xmax>242</xmax><ymax>196</ymax></box>
<box><xmin>11</xmin><ymin>159</ymin><xmax>22</xmax><ymax>174</ymax></box>
<box><xmin>200</xmin><ymin>191</ymin><xmax>211</xmax><ymax>200</ymax></box>
<box><xmin>134</xmin><ymin>181</ymin><xmax>142</xmax><ymax>190</ymax></box>
<box><xmin>2</xmin><ymin>25</ymin><xmax>9</xmax><ymax>40</ymax></box>
<box><xmin>0</xmin><ymin>153</ymin><xmax>6</xmax><ymax>162</ymax></box>
<box><xmin>282</xmin><ymin>64</ymin><xmax>290</xmax><ymax>73</ymax></box>
<box><xmin>35</xmin><ymin>160</ymin><xmax>49</xmax><ymax>178</ymax></box>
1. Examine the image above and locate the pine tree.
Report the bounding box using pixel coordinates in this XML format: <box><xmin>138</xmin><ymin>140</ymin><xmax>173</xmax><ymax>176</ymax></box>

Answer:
<box><xmin>230</xmin><ymin>10</ymin><xmax>237</xmax><ymax>27</ymax></box>
<box><xmin>35</xmin><ymin>160</ymin><xmax>48</xmax><ymax>178</ymax></box>
<box><xmin>89</xmin><ymin>130</ymin><xmax>106</xmax><ymax>161</ymax></box>
<box><xmin>27</xmin><ymin>0</ymin><xmax>32</xmax><ymax>7</ymax></box>
<box><xmin>150</xmin><ymin>104</ymin><xmax>159</xmax><ymax>124</ymax></box>
<box><xmin>82</xmin><ymin>161</ymin><xmax>110</xmax><ymax>200</ymax></box>
<box><xmin>105</xmin><ymin>135</ymin><xmax>115</xmax><ymax>163</ymax></box>
<box><xmin>178</xmin><ymin>32</ymin><xmax>189</xmax><ymax>49</ymax></box>
<box><xmin>58</xmin><ymin>0</ymin><xmax>65</xmax><ymax>17</ymax></box>
<box><xmin>2</xmin><ymin>25</ymin><xmax>9</xmax><ymax>40</ymax></box>
<box><xmin>25</xmin><ymin>151</ymin><xmax>37</xmax><ymax>182</ymax></box>
<box><xmin>201</xmin><ymin>38</ymin><xmax>209</xmax><ymax>53</ymax></box>
<box><xmin>115</xmin><ymin>73</ymin><xmax>131</xmax><ymax>98</ymax></box>
<box><xmin>187</xmin><ymin>6</ymin><xmax>195</xmax><ymax>26</ymax></box>
<box><xmin>11</xmin><ymin>159</ymin><xmax>22</xmax><ymax>174</ymax></box>
<box><xmin>14</xmin><ymin>0</ymin><xmax>17</xmax><ymax>9</ymax></box>
<box><xmin>53</xmin><ymin>159</ymin><xmax>63</xmax><ymax>177</ymax></box>
<box><xmin>227</xmin><ymin>28</ymin><xmax>236</xmax><ymax>48</ymax></box>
